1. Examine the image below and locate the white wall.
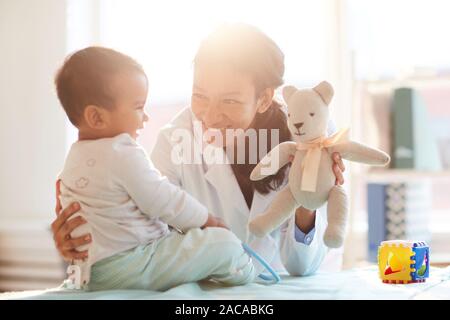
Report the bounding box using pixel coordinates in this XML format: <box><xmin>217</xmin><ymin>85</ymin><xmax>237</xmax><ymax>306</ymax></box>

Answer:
<box><xmin>0</xmin><ymin>0</ymin><xmax>68</xmax><ymax>220</ymax></box>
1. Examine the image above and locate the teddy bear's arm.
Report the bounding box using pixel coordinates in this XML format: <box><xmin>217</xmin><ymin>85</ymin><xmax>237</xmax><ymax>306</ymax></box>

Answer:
<box><xmin>250</xmin><ymin>142</ymin><xmax>297</xmax><ymax>181</ymax></box>
<box><xmin>328</xmin><ymin>141</ymin><xmax>390</xmax><ymax>166</ymax></box>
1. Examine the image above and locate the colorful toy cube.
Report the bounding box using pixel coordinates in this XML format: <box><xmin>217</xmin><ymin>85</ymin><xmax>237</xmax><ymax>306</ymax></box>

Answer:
<box><xmin>378</xmin><ymin>240</ymin><xmax>429</xmax><ymax>284</ymax></box>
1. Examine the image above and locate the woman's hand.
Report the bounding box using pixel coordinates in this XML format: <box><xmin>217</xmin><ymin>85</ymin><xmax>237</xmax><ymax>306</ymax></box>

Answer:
<box><xmin>51</xmin><ymin>180</ymin><xmax>91</xmax><ymax>261</ymax></box>
<box><xmin>331</xmin><ymin>152</ymin><xmax>345</xmax><ymax>185</ymax></box>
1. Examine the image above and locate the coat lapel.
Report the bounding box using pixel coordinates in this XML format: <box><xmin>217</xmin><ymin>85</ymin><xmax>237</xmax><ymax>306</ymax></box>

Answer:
<box><xmin>204</xmin><ymin>156</ymin><xmax>250</xmax><ymax>216</ymax></box>
<box><xmin>190</xmin><ymin>110</ymin><xmax>279</xmax><ymax>244</ymax></box>
<box><xmin>191</xmin><ymin>113</ymin><xmax>250</xmax><ymax>220</ymax></box>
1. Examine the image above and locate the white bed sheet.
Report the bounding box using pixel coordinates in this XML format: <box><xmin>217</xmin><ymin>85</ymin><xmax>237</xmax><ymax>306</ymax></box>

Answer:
<box><xmin>1</xmin><ymin>266</ymin><xmax>449</xmax><ymax>300</ymax></box>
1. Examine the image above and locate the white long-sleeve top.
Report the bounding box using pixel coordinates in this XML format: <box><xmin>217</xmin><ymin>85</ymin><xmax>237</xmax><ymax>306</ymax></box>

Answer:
<box><xmin>58</xmin><ymin>133</ymin><xmax>208</xmax><ymax>283</ymax></box>
<box><xmin>150</xmin><ymin>107</ymin><xmax>342</xmax><ymax>276</ymax></box>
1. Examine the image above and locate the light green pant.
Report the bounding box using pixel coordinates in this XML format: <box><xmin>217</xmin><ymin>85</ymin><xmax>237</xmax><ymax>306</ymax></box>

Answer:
<box><xmin>86</xmin><ymin>227</ymin><xmax>255</xmax><ymax>291</ymax></box>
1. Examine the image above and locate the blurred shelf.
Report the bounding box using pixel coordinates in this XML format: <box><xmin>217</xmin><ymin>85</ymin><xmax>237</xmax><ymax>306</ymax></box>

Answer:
<box><xmin>360</xmin><ymin>75</ymin><xmax>450</xmax><ymax>91</ymax></box>
<box><xmin>430</xmin><ymin>253</ymin><xmax>450</xmax><ymax>268</ymax></box>
<box><xmin>363</xmin><ymin>169</ymin><xmax>450</xmax><ymax>183</ymax></box>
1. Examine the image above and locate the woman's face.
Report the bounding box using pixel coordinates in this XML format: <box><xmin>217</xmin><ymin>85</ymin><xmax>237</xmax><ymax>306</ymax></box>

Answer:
<box><xmin>191</xmin><ymin>64</ymin><xmax>268</xmax><ymax>140</ymax></box>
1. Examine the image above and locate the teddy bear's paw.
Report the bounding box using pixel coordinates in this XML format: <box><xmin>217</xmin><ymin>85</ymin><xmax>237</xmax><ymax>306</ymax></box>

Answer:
<box><xmin>250</xmin><ymin>170</ymin><xmax>265</xmax><ymax>181</ymax></box>
<box><xmin>323</xmin><ymin>232</ymin><xmax>344</xmax><ymax>248</ymax></box>
<box><xmin>372</xmin><ymin>151</ymin><xmax>391</xmax><ymax>166</ymax></box>
<box><xmin>249</xmin><ymin>172</ymin><xmax>260</xmax><ymax>181</ymax></box>
<box><xmin>382</xmin><ymin>153</ymin><xmax>391</xmax><ymax>165</ymax></box>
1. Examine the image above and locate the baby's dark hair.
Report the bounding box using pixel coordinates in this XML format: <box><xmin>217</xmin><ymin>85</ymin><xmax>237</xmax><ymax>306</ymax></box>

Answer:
<box><xmin>54</xmin><ymin>46</ymin><xmax>146</xmax><ymax>126</ymax></box>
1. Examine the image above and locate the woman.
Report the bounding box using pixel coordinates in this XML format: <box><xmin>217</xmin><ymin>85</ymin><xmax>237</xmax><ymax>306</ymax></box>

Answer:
<box><xmin>52</xmin><ymin>23</ymin><xmax>345</xmax><ymax>277</ymax></box>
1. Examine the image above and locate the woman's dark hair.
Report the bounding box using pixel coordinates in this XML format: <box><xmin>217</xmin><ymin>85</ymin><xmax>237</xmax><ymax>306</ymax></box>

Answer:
<box><xmin>194</xmin><ymin>23</ymin><xmax>292</xmax><ymax>195</ymax></box>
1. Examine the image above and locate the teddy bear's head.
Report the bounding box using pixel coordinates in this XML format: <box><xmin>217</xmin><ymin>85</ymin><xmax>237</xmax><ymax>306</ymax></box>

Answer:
<box><xmin>282</xmin><ymin>81</ymin><xmax>334</xmax><ymax>143</ymax></box>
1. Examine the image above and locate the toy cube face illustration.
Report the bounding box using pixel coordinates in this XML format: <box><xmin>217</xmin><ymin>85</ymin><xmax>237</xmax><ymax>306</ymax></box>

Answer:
<box><xmin>378</xmin><ymin>240</ymin><xmax>429</xmax><ymax>284</ymax></box>
<box><xmin>412</xmin><ymin>245</ymin><xmax>429</xmax><ymax>281</ymax></box>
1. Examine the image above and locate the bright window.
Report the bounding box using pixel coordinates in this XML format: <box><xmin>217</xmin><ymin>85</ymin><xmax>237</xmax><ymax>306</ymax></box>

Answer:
<box><xmin>346</xmin><ymin>0</ymin><xmax>450</xmax><ymax>79</ymax></box>
<box><xmin>98</xmin><ymin>0</ymin><xmax>332</xmax><ymax>106</ymax></box>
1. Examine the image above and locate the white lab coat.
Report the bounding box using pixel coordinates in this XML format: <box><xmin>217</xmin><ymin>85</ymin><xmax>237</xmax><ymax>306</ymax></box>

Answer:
<box><xmin>150</xmin><ymin>107</ymin><xmax>342</xmax><ymax>275</ymax></box>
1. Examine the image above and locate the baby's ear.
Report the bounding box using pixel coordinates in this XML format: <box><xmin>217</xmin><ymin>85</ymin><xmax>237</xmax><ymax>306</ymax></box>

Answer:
<box><xmin>282</xmin><ymin>85</ymin><xmax>297</xmax><ymax>103</ymax></box>
<box><xmin>313</xmin><ymin>81</ymin><xmax>334</xmax><ymax>105</ymax></box>
<box><xmin>84</xmin><ymin>105</ymin><xmax>108</xmax><ymax>129</ymax></box>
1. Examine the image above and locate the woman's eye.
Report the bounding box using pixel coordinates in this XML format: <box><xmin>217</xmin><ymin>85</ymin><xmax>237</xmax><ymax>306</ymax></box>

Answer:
<box><xmin>223</xmin><ymin>99</ymin><xmax>241</xmax><ymax>105</ymax></box>
<box><xmin>309</xmin><ymin>112</ymin><xmax>315</xmax><ymax>117</ymax></box>
<box><xmin>193</xmin><ymin>93</ymin><xmax>207</xmax><ymax>100</ymax></box>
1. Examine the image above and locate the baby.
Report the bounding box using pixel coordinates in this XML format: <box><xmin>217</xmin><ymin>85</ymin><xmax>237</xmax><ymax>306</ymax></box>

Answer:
<box><xmin>54</xmin><ymin>46</ymin><xmax>255</xmax><ymax>291</ymax></box>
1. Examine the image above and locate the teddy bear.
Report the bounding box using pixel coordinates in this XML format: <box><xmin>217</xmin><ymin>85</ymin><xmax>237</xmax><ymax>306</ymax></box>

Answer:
<box><xmin>249</xmin><ymin>81</ymin><xmax>390</xmax><ymax>248</ymax></box>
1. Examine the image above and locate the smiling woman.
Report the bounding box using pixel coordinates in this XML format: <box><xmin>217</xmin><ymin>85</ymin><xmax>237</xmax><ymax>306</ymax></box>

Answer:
<box><xmin>191</xmin><ymin>23</ymin><xmax>292</xmax><ymax>199</ymax></box>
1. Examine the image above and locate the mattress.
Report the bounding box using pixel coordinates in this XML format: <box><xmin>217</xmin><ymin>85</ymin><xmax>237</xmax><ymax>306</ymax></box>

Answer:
<box><xmin>1</xmin><ymin>266</ymin><xmax>449</xmax><ymax>300</ymax></box>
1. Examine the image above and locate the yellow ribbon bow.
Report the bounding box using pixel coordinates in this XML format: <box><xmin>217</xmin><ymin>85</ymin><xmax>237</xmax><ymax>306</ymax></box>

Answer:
<box><xmin>296</xmin><ymin>128</ymin><xmax>350</xmax><ymax>192</ymax></box>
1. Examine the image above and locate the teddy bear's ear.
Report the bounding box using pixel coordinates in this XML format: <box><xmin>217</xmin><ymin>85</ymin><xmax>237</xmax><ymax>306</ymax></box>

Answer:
<box><xmin>313</xmin><ymin>81</ymin><xmax>334</xmax><ymax>105</ymax></box>
<box><xmin>282</xmin><ymin>85</ymin><xmax>297</xmax><ymax>102</ymax></box>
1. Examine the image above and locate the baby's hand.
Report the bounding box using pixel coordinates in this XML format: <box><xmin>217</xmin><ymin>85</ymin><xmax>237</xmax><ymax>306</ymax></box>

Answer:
<box><xmin>201</xmin><ymin>214</ymin><xmax>229</xmax><ymax>229</ymax></box>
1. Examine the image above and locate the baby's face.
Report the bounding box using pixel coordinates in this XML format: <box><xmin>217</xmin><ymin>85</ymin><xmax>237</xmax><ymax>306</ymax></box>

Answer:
<box><xmin>107</xmin><ymin>72</ymin><xmax>149</xmax><ymax>140</ymax></box>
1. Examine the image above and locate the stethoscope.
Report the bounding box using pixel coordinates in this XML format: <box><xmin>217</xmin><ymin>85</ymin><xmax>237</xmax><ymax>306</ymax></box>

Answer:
<box><xmin>242</xmin><ymin>243</ymin><xmax>281</xmax><ymax>284</ymax></box>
